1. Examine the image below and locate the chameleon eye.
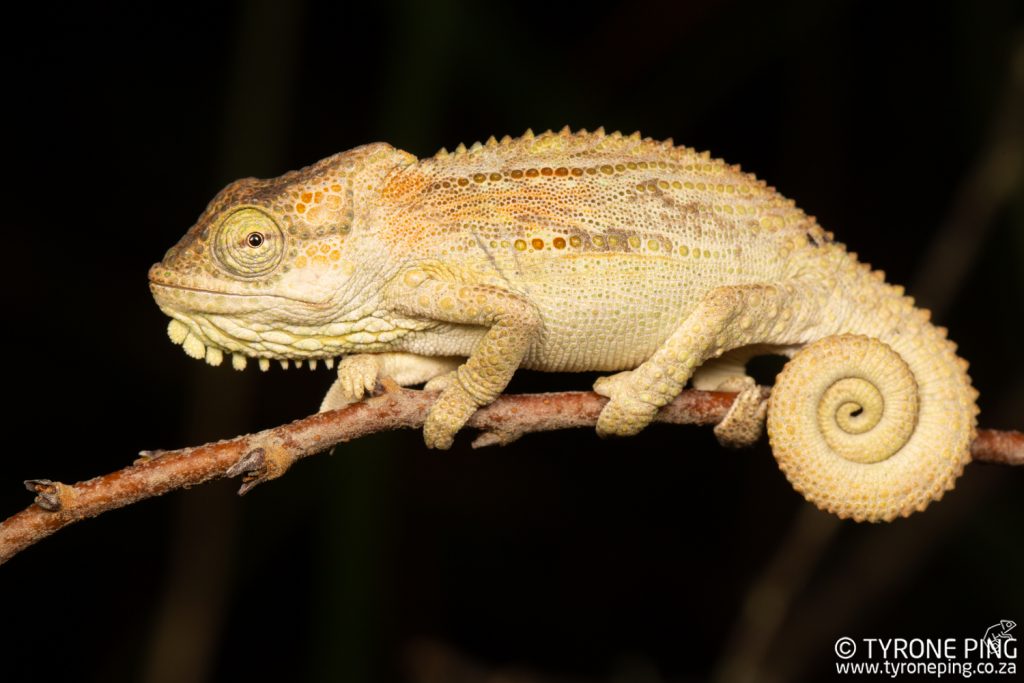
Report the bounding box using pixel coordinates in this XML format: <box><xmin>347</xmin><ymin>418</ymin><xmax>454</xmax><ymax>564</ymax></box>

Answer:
<box><xmin>214</xmin><ymin>208</ymin><xmax>284</xmax><ymax>278</ymax></box>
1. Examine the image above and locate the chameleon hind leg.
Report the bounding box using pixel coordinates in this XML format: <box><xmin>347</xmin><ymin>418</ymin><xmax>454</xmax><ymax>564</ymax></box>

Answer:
<box><xmin>595</xmin><ymin>282</ymin><xmax>822</xmax><ymax>438</ymax></box>
<box><xmin>596</xmin><ymin>280</ymin><xmax>975</xmax><ymax>522</ymax></box>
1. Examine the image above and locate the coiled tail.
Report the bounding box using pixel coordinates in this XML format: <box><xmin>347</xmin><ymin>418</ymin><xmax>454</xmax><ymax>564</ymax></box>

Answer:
<box><xmin>767</xmin><ymin>321</ymin><xmax>978</xmax><ymax>521</ymax></box>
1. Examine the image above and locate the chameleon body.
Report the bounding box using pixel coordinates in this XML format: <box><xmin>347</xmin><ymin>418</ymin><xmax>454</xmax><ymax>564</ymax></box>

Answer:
<box><xmin>150</xmin><ymin>127</ymin><xmax>978</xmax><ymax>521</ymax></box>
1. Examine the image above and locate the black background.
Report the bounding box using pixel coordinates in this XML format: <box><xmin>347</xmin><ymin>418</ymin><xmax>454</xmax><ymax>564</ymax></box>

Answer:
<box><xmin>3</xmin><ymin>1</ymin><xmax>1022</xmax><ymax>681</ymax></box>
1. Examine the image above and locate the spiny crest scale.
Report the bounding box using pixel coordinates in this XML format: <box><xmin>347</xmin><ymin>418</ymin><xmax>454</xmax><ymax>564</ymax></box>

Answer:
<box><xmin>428</xmin><ymin>127</ymin><xmax>710</xmax><ymax>167</ymax></box>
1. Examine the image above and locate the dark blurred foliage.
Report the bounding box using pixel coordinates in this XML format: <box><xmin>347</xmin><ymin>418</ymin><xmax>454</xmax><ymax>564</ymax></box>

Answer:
<box><xmin>2</xmin><ymin>1</ymin><xmax>1022</xmax><ymax>682</ymax></box>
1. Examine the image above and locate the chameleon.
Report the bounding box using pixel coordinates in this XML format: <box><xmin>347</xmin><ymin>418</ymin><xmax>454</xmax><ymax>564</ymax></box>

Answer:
<box><xmin>149</xmin><ymin>126</ymin><xmax>978</xmax><ymax>522</ymax></box>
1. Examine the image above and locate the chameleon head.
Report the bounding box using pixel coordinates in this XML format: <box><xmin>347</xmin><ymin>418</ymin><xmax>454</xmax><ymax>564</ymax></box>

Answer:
<box><xmin>148</xmin><ymin>143</ymin><xmax>416</xmax><ymax>370</ymax></box>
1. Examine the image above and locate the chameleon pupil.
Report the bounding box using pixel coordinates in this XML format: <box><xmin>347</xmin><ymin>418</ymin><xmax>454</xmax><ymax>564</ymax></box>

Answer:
<box><xmin>247</xmin><ymin>232</ymin><xmax>264</xmax><ymax>248</ymax></box>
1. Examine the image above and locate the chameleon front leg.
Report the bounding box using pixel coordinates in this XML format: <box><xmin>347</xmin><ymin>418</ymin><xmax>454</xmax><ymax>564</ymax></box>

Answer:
<box><xmin>319</xmin><ymin>353</ymin><xmax>462</xmax><ymax>412</ymax></box>
<box><xmin>388</xmin><ymin>276</ymin><xmax>543</xmax><ymax>449</ymax></box>
<box><xmin>595</xmin><ymin>282</ymin><xmax>820</xmax><ymax>438</ymax></box>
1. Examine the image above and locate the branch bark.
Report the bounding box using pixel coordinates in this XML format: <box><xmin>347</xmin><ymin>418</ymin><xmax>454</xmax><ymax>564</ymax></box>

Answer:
<box><xmin>1</xmin><ymin>386</ymin><xmax>1020</xmax><ymax>565</ymax></box>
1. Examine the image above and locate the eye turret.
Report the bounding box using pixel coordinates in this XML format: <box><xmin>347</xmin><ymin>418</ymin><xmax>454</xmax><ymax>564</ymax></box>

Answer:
<box><xmin>213</xmin><ymin>208</ymin><xmax>284</xmax><ymax>277</ymax></box>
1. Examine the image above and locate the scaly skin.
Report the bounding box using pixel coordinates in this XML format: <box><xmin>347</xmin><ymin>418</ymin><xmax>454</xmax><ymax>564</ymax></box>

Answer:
<box><xmin>150</xmin><ymin>127</ymin><xmax>978</xmax><ymax>521</ymax></box>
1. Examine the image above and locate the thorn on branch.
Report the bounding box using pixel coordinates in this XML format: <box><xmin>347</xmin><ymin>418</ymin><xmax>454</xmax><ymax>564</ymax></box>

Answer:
<box><xmin>24</xmin><ymin>479</ymin><xmax>67</xmax><ymax>512</ymax></box>
<box><xmin>226</xmin><ymin>448</ymin><xmax>267</xmax><ymax>495</ymax></box>
<box><xmin>135</xmin><ymin>449</ymin><xmax>167</xmax><ymax>464</ymax></box>
<box><xmin>471</xmin><ymin>429</ymin><xmax>523</xmax><ymax>448</ymax></box>
<box><xmin>227</xmin><ymin>446</ymin><xmax>299</xmax><ymax>495</ymax></box>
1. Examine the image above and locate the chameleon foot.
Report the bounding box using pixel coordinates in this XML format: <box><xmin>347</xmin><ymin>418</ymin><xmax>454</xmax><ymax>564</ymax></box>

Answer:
<box><xmin>319</xmin><ymin>354</ymin><xmax>381</xmax><ymax>412</ymax></box>
<box><xmin>593</xmin><ymin>374</ymin><xmax>659</xmax><ymax>438</ymax></box>
<box><xmin>335</xmin><ymin>354</ymin><xmax>380</xmax><ymax>400</ymax></box>
<box><xmin>423</xmin><ymin>382</ymin><xmax>480</xmax><ymax>449</ymax></box>
<box><xmin>712</xmin><ymin>376</ymin><xmax>769</xmax><ymax>448</ymax></box>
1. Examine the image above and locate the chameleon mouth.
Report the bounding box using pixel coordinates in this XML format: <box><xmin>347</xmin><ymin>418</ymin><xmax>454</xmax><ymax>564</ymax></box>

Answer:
<box><xmin>149</xmin><ymin>280</ymin><xmax>324</xmax><ymax>310</ymax></box>
<box><xmin>165</xmin><ymin>318</ymin><xmax>339</xmax><ymax>372</ymax></box>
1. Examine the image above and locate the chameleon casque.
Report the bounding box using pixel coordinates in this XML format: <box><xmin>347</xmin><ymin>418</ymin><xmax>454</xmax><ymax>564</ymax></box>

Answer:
<box><xmin>149</xmin><ymin>127</ymin><xmax>978</xmax><ymax>522</ymax></box>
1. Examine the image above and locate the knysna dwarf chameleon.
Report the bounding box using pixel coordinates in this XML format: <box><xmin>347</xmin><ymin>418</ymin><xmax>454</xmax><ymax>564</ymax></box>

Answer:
<box><xmin>150</xmin><ymin>127</ymin><xmax>977</xmax><ymax>522</ymax></box>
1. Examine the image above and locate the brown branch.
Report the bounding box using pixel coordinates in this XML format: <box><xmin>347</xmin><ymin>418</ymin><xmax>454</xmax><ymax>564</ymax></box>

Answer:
<box><xmin>1</xmin><ymin>386</ymin><xmax>1021</xmax><ymax>565</ymax></box>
